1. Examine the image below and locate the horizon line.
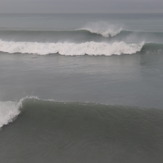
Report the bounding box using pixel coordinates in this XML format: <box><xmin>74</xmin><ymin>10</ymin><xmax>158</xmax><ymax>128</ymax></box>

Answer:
<box><xmin>0</xmin><ymin>12</ymin><xmax>163</xmax><ymax>14</ymax></box>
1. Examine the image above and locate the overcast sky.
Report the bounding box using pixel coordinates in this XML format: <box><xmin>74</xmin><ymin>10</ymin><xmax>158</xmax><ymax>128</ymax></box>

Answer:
<box><xmin>0</xmin><ymin>0</ymin><xmax>163</xmax><ymax>13</ymax></box>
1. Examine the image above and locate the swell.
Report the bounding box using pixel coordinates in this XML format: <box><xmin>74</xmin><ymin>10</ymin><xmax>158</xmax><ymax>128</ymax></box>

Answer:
<box><xmin>0</xmin><ymin>29</ymin><xmax>103</xmax><ymax>37</ymax></box>
<box><xmin>0</xmin><ymin>29</ymin><xmax>105</xmax><ymax>42</ymax></box>
<box><xmin>1</xmin><ymin>29</ymin><xmax>163</xmax><ymax>36</ymax></box>
<box><xmin>1</xmin><ymin>96</ymin><xmax>163</xmax><ymax>130</ymax></box>
<box><xmin>1</xmin><ymin>29</ymin><xmax>163</xmax><ymax>39</ymax></box>
<box><xmin>1</xmin><ymin>97</ymin><xmax>163</xmax><ymax>162</ymax></box>
<box><xmin>142</xmin><ymin>43</ymin><xmax>163</xmax><ymax>51</ymax></box>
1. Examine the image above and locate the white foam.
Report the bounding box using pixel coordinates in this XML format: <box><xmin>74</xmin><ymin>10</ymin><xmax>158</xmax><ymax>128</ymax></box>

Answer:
<box><xmin>0</xmin><ymin>100</ymin><xmax>22</xmax><ymax>129</ymax></box>
<box><xmin>0</xmin><ymin>40</ymin><xmax>143</xmax><ymax>56</ymax></box>
<box><xmin>0</xmin><ymin>96</ymin><xmax>40</xmax><ymax>129</ymax></box>
<box><xmin>79</xmin><ymin>22</ymin><xmax>123</xmax><ymax>37</ymax></box>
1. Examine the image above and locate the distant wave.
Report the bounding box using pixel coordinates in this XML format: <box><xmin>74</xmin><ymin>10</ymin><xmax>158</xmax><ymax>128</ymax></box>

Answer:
<box><xmin>1</xmin><ymin>29</ymin><xmax>163</xmax><ymax>44</ymax></box>
<box><xmin>1</xmin><ymin>29</ymin><xmax>162</xmax><ymax>36</ymax></box>
<box><xmin>78</xmin><ymin>22</ymin><xmax>123</xmax><ymax>37</ymax></box>
<box><xmin>78</xmin><ymin>28</ymin><xmax>122</xmax><ymax>38</ymax></box>
<box><xmin>0</xmin><ymin>29</ymin><xmax>103</xmax><ymax>37</ymax></box>
<box><xmin>0</xmin><ymin>22</ymin><xmax>123</xmax><ymax>38</ymax></box>
<box><xmin>0</xmin><ymin>29</ymin><xmax>119</xmax><ymax>43</ymax></box>
<box><xmin>0</xmin><ymin>40</ymin><xmax>143</xmax><ymax>56</ymax></box>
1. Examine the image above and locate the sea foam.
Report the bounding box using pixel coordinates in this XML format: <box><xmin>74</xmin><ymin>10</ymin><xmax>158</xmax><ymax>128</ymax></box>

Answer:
<box><xmin>0</xmin><ymin>40</ymin><xmax>143</xmax><ymax>56</ymax></box>
<box><xmin>0</xmin><ymin>100</ymin><xmax>21</xmax><ymax>129</ymax></box>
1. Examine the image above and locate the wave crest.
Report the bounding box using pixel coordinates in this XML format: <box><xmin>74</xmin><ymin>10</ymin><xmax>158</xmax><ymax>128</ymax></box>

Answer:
<box><xmin>79</xmin><ymin>22</ymin><xmax>123</xmax><ymax>37</ymax></box>
<box><xmin>0</xmin><ymin>96</ymin><xmax>41</xmax><ymax>129</ymax></box>
<box><xmin>0</xmin><ymin>40</ymin><xmax>143</xmax><ymax>56</ymax></box>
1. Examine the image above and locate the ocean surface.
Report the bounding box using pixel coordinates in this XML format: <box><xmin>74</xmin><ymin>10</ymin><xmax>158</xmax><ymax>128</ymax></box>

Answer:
<box><xmin>0</xmin><ymin>13</ymin><xmax>163</xmax><ymax>163</ymax></box>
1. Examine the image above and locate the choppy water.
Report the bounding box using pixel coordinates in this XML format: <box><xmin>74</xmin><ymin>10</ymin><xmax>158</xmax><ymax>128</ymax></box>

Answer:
<box><xmin>0</xmin><ymin>13</ymin><xmax>163</xmax><ymax>163</ymax></box>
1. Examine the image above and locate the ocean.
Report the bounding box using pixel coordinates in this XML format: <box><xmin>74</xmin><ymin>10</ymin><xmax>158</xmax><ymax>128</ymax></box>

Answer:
<box><xmin>0</xmin><ymin>13</ymin><xmax>163</xmax><ymax>163</ymax></box>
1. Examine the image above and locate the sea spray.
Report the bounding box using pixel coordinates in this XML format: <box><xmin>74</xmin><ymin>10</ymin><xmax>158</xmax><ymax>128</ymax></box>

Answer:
<box><xmin>79</xmin><ymin>22</ymin><xmax>123</xmax><ymax>37</ymax></box>
<box><xmin>0</xmin><ymin>101</ymin><xmax>21</xmax><ymax>128</ymax></box>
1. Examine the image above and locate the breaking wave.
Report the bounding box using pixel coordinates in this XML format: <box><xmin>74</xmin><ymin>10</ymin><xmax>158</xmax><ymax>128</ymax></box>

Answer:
<box><xmin>78</xmin><ymin>22</ymin><xmax>123</xmax><ymax>37</ymax></box>
<box><xmin>1</xmin><ymin>95</ymin><xmax>163</xmax><ymax>132</ymax></box>
<box><xmin>1</xmin><ymin>28</ymin><xmax>163</xmax><ymax>45</ymax></box>
<box><xmin>1</xmin><ymin>96</ymin><xmax>163</xmax><ymax>162</ymax></box>
<box><xmin>0</xmin><ymin>96</ymin><xmax>39</xmax><ymax>129</ymax></box>
<box><xmin>0</xmin><ymin>100</ymin><xmax>21</xmax><ymax>128</ymax></box>
<box><xmin>0</xmin><ymin>40</ymin><xmax>143</xmax><ymax>56</ymax></box>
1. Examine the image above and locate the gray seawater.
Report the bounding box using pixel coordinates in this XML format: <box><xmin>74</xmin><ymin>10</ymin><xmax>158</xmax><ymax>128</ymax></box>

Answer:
<box><xmin>0</xmin><ymin>13</ymin><xmax>163</xmax><ymax>163</ymax></box>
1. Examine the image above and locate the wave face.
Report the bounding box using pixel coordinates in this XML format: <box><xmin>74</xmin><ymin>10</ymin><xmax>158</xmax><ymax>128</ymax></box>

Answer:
<box><xmin>0</xmin><ymin>40</ymin><xmax>143</xmax><ymax>56</ymax></box>
<box><xmin>0</xmin><ymin>97</ymin><xmax>163</xmax><ymax>163</ymax></box>
<box><xmin>0</xmin><ymin>97</ymin><xmax>38</xmax><ymax>129</ymax></box>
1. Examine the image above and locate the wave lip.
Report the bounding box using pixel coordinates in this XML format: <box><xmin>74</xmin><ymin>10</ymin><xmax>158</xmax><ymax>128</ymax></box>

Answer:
<box><xmin>0</xmin><ymin>40</ymin><xmax>143</xmax><ymax>56</ymax></box>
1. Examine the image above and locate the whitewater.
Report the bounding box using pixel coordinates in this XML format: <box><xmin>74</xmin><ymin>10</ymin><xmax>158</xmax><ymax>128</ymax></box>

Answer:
<box><xmin>0</xmin><ymin>23</ymin><xmax>163</xmax><ymax>56</ymax></box>
<box><xmin>0</xmin><ymin>21</ymin><xmax>163</xmax><ymax>56</ymax></box>
<box><xmin>0</xmin><ymin>40</ymin><xmax>143</xmax><ymax>56</ymax></box>
<box><xmin>0</xmin><ymin>100</ymin><xmax>21</xmax><ymax>128</ymax></box>
<box><xmin>0</xmin><ymin>97</ymin><xmax>41</xmax><ymax>129</ymax></box>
